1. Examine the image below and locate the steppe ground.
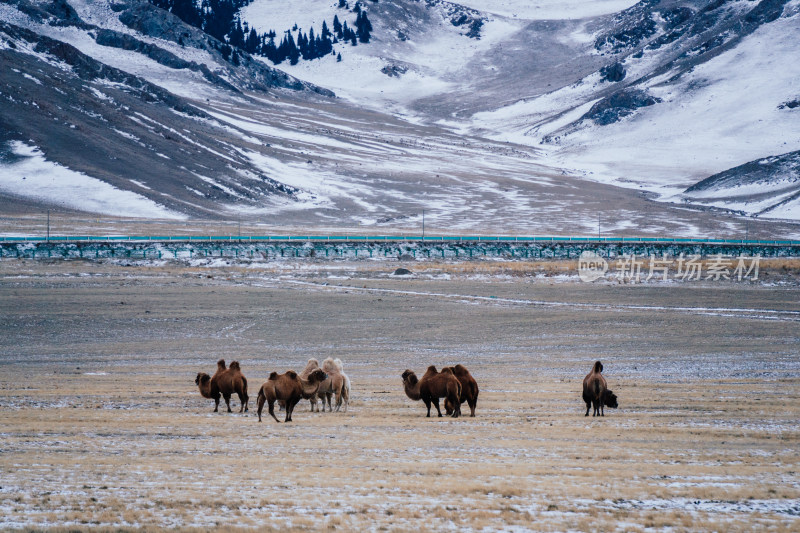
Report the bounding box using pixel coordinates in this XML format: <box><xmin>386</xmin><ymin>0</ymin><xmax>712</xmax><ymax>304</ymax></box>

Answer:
<box><xmin>0</xmin><ymin>258</ymin><xmax>799</xmax><ymax>532</ymax></box>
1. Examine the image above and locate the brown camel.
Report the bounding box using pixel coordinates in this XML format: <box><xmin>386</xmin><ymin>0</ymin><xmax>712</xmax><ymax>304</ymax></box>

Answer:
<box><xmin>401</xmin><ymin>365</ymin><xmax>461</xmax><ymax>418</ymax></box>
<box><xmin>256</xmin><ymin>368</ymin><xmax>327</xmax><ymax>423</ymax></box>
<box><xmin>317</xmin><ymin>357</ymin><xmax>350</xmax><ymax>412</ymax></box>
<box><xmin>195</xmin><ymin>359</ymin><xmax>249</xmax><ymax>413</ymax></box>
<box><xmin>582</xmin><ymin>361</ymin><xmax>618</xmax><ymax>416</ymax></box>
<box><xmin>280</xmin><ymin>358</ymin><xmax>320</xmax><ymax>412</ymax></box>
<box><xmin>443</xmin><ymin>364</ymin><xmax>479</xmax><ymax>417</ymax></box>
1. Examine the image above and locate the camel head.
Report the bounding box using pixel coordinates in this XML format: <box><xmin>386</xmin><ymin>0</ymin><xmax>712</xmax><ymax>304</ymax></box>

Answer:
<box><xmin>307</xmin><ymin>368</ymin><xmax>328</xmax><ymax>384</ymax></box>
<box><xmin>603</xmin><ymin>389</ymin><xmax>618</xmax><ymax>409</ymax></box>
<box><xmin>401</xmin><ymin>369</ymin><xmax>418</xmax><ymax>387</ymax></box>
<box><xmin>593</xmin><ymin>361</ymin><xmax>603</xmax><ymax>373</ymax></box>
<box><xmin>297</xmin><ymin>368</ymin><xmax>328</xmax><ymax>399</ymax></box>
<box><xmin>195</xmin><ymin>372</ymin><xmax>210</xmax><ymax>386</ymax></box>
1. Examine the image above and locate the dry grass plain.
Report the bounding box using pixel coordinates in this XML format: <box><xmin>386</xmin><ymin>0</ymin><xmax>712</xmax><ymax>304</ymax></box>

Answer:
<box><xmin>0</xmin><ymin>258</ymin><xmax>799</xmax><ymax>531</ymax></box>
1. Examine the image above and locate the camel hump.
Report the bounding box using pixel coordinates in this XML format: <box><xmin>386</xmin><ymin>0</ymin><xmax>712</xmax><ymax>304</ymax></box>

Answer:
<box><xmin>229</xmin><ymin>361</ymin><xmax>241</xmax><ymax>371</ymax></box>
<box><xmin>441</xmin><ymin>367</ymin><xmax>454</xmax><ymax>375</ymax></box>
<box><xmin>322</xmin><ymin>357</ymin><xmax>337</xmax><ymax>372</ymax></box>
<box><xmin>453</xmin><ymin>364</ymin><xmax>469</xmax><ymax>375</ymax></box>
<box><xmin>593</xmin><ymin>361</ymin><xmax>603</xmax><ymax>373</ymax></box>
<box><xmin>426</xmin><ymin>365</ymin><xmax>438</xmax><ymax>373</ymax></box>
<box><xmin>285</xmin><ymin>370</ymin><xmax>298</xmax><ymax>379</ymax></box>
<box><xmin>268</xmin><ymin>371</ymin><xmax>279</xmax><ymax>381</ymax></box>
<box><xmin>217</xmin><ymin>359</ymin><xmax>226</xmax><ymax>370</ymax></box>
<box><xmin>333</xmin><ymin>358</ymin><xmax>344</xmax><ymax>371</ymax></box>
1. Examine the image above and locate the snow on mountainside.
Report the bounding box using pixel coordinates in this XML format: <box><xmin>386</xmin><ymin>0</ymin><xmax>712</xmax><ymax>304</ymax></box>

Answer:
<box><xmin>682</xmin><ymin>151</ymin><xmax>800</xmax><ymax>219</ymax></box>
<box><xmin>241</xmin><ymin>0</ymin><xmax>522</xmax><ymax>113</ymax></box>
<box><xmin>464</xmin><ymin>0</ymin><xmax>800</xmax><ymax>218</ymax></box>
<box><xmin>240</xmin><ymin>0</ymin><xmax>800</xmax><ymax>223</ymax></box>
<box><xmin>0</xmin><ymin>0</ymin><xmax>798</xmax><ymax>233</ymax></box>
<box><xmin>0</xmin><ymin>0</ymin><xmax>336</xmax><ymax>218</ymax></box>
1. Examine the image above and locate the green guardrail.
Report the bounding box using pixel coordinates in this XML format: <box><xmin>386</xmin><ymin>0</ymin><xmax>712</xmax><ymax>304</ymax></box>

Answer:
<box><xmin>1</xmin><ymin>235</ymin><xmax>799</xmax><ymax>246</ymax></box>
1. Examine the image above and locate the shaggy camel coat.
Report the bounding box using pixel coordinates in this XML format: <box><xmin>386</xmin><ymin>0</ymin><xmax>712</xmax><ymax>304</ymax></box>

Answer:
<box><xmin>583</xmin><ymin>361</ymin><xmax>616</xmax><ymax>417</ymax></box>
<box><xmin>316</xmin><ymin>357</ymin><xmax>350</xmax><ymax>412</ymax></box>
<box><xmin>195</xmin><ymin>359</ymin><xmax>248</xmax><ymax>413</ymax></box>
<box><xmin>402</xmin><ymin>366</ymin><xmax>462</xmax><ymax>418</ymax></box>
<box><xmin>443</xmin><ymin>364</ymin><xmax>479</xmax><ymax>417</ymax></box>
<box><xmin>256</xmin><ymin>368</ymin><xmax>327</xmax><ymax>423</ymax></box>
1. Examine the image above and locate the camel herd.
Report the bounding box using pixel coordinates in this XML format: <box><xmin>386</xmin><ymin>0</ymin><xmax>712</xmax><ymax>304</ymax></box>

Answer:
<box><xmin>195</xmin><ymin>359</ymin><xmax>618</xmax><ymax>422</ymax></box>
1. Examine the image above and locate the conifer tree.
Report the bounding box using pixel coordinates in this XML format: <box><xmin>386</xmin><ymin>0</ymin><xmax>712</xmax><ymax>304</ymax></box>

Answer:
<box><xmin>333</xmin><ymin>15</ymin><xmax>342</xmax><ymax>38</ymax></box>
<box><xmin>171</xmin><ymin>0</ymin><xmax>202</xmax><ymax>28</ymax></box>
<box><xmin>287</xmin><ymin>32</ymin><xmax>300</xmax><ymax>65</ymax></box>
<box><xmin>356</xmin><ymin>11</ymin><xmax>372</xmax><ymax>43</ymax></box>
<box><xmin>245</xmin><ymin>28</ymin><xmax>259</xmax><ymax>54</ymax></box>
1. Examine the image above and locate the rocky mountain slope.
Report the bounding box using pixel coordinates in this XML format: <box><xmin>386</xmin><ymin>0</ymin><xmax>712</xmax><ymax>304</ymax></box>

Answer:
<box><xmin>0</xmin><ymin>0</ymin><xmax>798</xmax><ymax>233</ymax></box>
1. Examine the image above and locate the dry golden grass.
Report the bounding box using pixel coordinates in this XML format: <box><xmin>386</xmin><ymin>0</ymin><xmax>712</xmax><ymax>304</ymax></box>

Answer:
<box><xmin>0</xmin><ymin>260</ymin><xmax>798</xmax><ymax>531</ymax></box>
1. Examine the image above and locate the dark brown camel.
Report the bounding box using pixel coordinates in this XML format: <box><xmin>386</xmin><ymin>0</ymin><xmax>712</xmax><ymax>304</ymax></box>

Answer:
<box><xmin>256</xmin><ymin>368</ymin><xmax>327</xmax><ymax>423</ymax></box>
<box><xmin>443</xmin><ymin>364</ymin><xmax>479</xmax><ymax>417</ymax></box>
<box><xmin>582</xmin><ymin>361</ymin><xmax>618</xmax><ymax>416</ymax></box>
<box><xmin>402</xmin><ymin>366</ymin><xmax>462</xmax><ymax>418</ymax></box>
<box><xmin>195</xmin><ymin>359</ymin><xmax>248</xmax><ymax>413</ymax></box>
<box><xmin>278</xmin><ymin>358</ymin><xmax>320</xmax><ymax>412</ymax></box>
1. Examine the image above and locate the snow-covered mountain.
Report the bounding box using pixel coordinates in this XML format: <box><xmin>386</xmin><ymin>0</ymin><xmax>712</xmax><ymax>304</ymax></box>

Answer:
<box><xmin>1</xmin><ymin>0</ymin><xmax>798</xmax><ymax>234</ymax></box>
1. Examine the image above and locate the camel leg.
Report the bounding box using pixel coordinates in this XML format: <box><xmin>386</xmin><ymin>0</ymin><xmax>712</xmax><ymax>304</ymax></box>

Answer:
<box><xmin>257</xmin><ymin>394</ymin><xmax>265</xmax><ymax>422</ymax></box>
<box><xmin>469</xmin><ymin>400</ymin><xmax>476</xmax><ymax>417</ymax></box>
<box><xmin>334</xmin><ymin>390</ymin><xmax>342</xmax><ymax>412</ymax></box>
<box><xmin>585</xmin><ymin>402</ymin><xmax>591</xmax><ymax>417</ymax></box>
<box><xmin>286</xmin><ymin>399</ymin><xmax>296</xmax><ymax>422</ymax></box>
<box><xmin>432</xmin><ymin>398</ymin><xmax>443</xmax><ymax>418</ymax></box>
<box><xmin>213</xmin><ymin>393</ymin><xmax>220</xmax><ymax>413</ymax></box>
<box><xmin>423</xmin><ymin>398</ymin><xmax>432</xmax><ymax>417</ymax></box>
<box><xmin>326</xmin><ymin>393</ymin><xmax>333</xmax><ymax>412</ymax></box>
<box><xmin>222</xmin><ymin>393</ymin><xmax>232</xmax><ymax>413</ymax></box>
<box><xmin>268</xmin><ymin>400</ymin><xmax>280</xmax><ymax>423</ymax></box>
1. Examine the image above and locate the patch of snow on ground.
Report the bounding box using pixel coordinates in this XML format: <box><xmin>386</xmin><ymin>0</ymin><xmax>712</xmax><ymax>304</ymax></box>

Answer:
<box><xmin>0</xmin><ymin>142</ymin><xmax>185</xmax><ymax>219</ymax></box>
<box><xmin>457</xmin><ymin>0</ymin><xmax>639</xmax><ymax>19</ymax></box>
